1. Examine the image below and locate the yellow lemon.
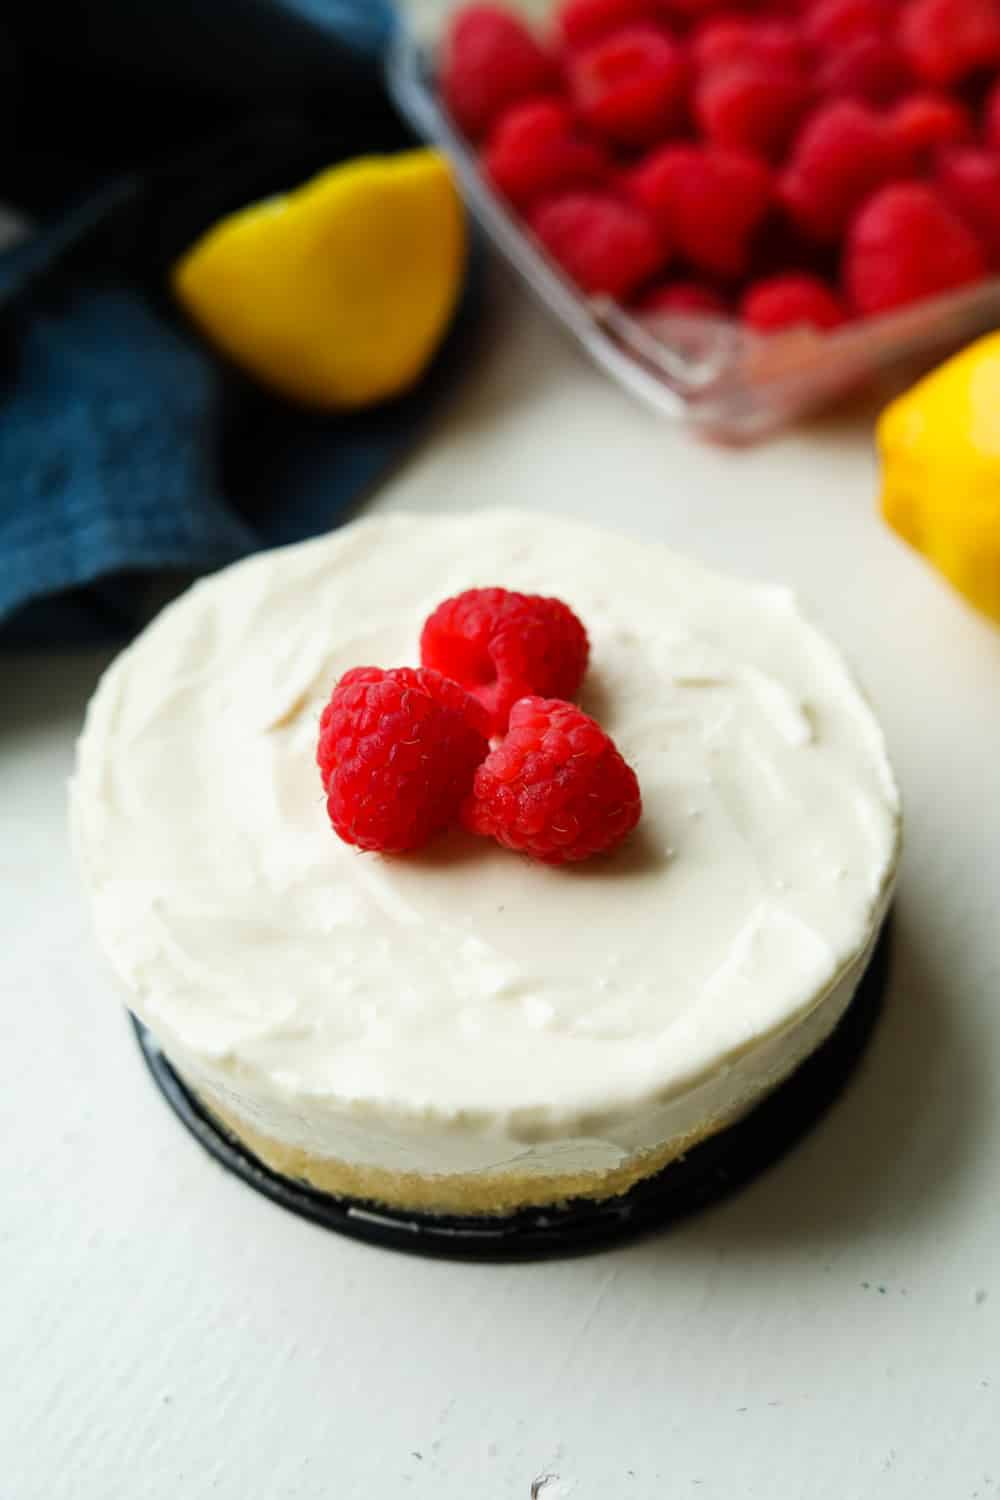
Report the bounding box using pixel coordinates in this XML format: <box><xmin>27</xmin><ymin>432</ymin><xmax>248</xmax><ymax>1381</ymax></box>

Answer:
<box><xmin>172</xmin><ymin>148</ymin><xmax>466</xmax><ymax>411</ymax></box>
<box><xmin>877</xmin><ymin>331</ymin><xmax>1000</xmax><ymax>625</ymax></box>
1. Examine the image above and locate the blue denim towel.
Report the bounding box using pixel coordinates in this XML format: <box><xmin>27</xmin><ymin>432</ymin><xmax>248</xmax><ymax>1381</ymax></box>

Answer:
<box><xmin>0</xmin><ymin>1</ymin><xmax>479</xmax><ymax>643</ymax></box>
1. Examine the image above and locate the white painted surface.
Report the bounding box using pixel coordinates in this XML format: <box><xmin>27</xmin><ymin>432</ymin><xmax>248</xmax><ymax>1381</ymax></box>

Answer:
<box><xmin>4</xmin><ymin>272</ymin><xmax>1000</xmax><ymax>1499</ymax></box>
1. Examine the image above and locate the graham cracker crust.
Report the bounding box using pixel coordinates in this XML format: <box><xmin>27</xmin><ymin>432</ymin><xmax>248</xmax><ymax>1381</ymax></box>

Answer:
<box><xmin>199</xmin><ymin>1093</ymin><xmax>737</xmax><ymax>1217</ymax></box>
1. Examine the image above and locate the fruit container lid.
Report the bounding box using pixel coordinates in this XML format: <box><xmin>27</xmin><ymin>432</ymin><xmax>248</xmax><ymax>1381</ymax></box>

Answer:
<box><xmin>385</xmin><ymin>10</ymin><xmax>1000</xmax><ymax>441</ymax></box>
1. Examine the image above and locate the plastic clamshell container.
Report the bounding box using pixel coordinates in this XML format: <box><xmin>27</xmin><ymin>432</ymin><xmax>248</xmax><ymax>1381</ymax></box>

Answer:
<box><xmin>385</xmin><ymin>18</ymin><xmax>1000</xmax><ymax>440</ymax></box>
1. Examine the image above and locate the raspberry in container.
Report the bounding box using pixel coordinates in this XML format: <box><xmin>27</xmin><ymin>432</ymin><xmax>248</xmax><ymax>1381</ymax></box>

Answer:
<box><xmin>386</xmin><ymin>0</ymin><xmax>1000</xmax><ymax>439</ymax></box>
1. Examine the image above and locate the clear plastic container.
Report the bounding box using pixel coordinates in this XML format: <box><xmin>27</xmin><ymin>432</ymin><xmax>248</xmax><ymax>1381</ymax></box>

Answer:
<box><xmin>386</xmin><ymin>17</ymin><xmax>1000</xmax><ymax>440</ymax></box>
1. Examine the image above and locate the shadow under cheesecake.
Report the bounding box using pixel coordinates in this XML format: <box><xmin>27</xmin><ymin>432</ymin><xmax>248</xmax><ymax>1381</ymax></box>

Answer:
<box><xmin>624</xmin><ymin>901</ymin><xmax>983</xmax><ymax>1259</ymax></box>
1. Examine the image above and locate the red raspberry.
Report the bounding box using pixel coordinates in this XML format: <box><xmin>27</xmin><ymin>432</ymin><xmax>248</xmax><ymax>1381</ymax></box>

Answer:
<box><xmin>316</xmin><ymin>668</ymin><xmax>489</xmax><ymax>854</ymax></box>
<box><xmin>890</xmin><ymin>93</ymin><xmax>974</xmax><ymax>167</ymax></box>
<box><xmin>815</xmin><ymin>34</ymin><xmax>911</xmax><ymax>105</ymax></box>
<box><xmin>900</xmin><ymin>0</ymin><xmax>1000</xmax><ymax>86</ymax></box>
<box><xmin>463</xmin><ymin>698</ymin><xmax>642</xmax><ymax>864</ymax></box>
<box><xmin>843</xmin><ymin>181</ymin><xmax>988</xmax><ymax>316</ymax></box>
<box><xmin>803</xmin><ymin>0</ymin><xmax>894</xmax><ymax>49</ymax></box>
<box><xmin>751</xmin><ymin>17</ymin><xmax>806</xmax><ymax>62</ymax></box>
<box><xmin>690</xmin><ymin>15</ymin><xmax>749</xmax><ymax>70</ymax></box>
<box><xmin>557</xmin><ymin>0</ymin><xmax>665</xmax><ymax>48</ymax></box>
<box><xmin>741</xmin><ymin>272</ymin><xmax>846</xmax><ymax>330</ymax></box>
<box><xmin>935</xmin><ymin>147</ymin><xmax>1000</xmax><ymax>266</ymax></box>
<box><xmin>441</xmin><ymin>4</ymin><xmax>557</xmax><ymax>140</ymax></box>
<box><xmin>639</xmin><ymin>279</ymin><xmax>730</xmax><ymax>313</ymax></box>
<box><xmin>780</xmin><ymin>100</ymin><xmax>909</xmax><ymax>243</ymax></box>
<box><xmin>529</xmin><ymin>191</ymin><xmax>666</xmax><ymax>299</ymax></box>
<box><xmin>628</xmin><ymin>143</ymin><xmax>772</xmax><ymax>278</ymax></box>
<box><xmin>695</xmin><ymin>62</ymin><xmax>809</xmax><ymax>160</ymax></box>
<box><xmin>483</xmin><ymin>100</ymin><xmax>610</xmax><ymax>209</ymax></box>
<box><xmin>569</xmin><ymin>25</ymin><xmax>689</xmax><ymax>147</ymax></box>
<box><xmin>692</xmin><ymin>17</ymin><xmax>806</xmax><ymax>75</ymax></box>
<box><xmin>420</xmin><ymin>587</ymin><xmax>590</xmax><ymax>737</ymax></box>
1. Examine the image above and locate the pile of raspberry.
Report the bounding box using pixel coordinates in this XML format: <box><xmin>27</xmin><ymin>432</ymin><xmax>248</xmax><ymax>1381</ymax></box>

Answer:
<box><xmin>441</xmin><ymin>0</ymin><xmax>1000</xmax><ymax>328</ymax></box>
<box><xmin>316</xmin><ymin>588</ymin><xmax>641</xmax><ymax>864</ymax></box>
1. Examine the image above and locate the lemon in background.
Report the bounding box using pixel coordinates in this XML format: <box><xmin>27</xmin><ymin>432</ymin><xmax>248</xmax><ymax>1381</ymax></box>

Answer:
<box><xmin>878</xmin><ymin>332</ymin><xmax>1000</xmax><ymax>626</ymax></box>
<box><xmin>172</xmin><ymin>148</ymin><xmax>466</xmax><ymax>411</ymax></box>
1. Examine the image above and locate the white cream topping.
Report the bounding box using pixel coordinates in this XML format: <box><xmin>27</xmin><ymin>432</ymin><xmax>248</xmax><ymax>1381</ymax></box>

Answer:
<box><xmin>71</xmin><ymin>510</ymin><xmax>900</xmax><ymax>1178</ymax></box>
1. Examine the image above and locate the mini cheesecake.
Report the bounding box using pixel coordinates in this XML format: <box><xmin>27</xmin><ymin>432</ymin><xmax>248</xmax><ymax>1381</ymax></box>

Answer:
<box><xmin>71</xmin><ymin>510</ymin><xmax>900</xmax><ymax>1216</ymax></box>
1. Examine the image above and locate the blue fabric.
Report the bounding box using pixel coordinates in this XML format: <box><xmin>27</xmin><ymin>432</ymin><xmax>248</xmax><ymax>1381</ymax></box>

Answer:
<box><xmin>0</xmin><ymin>0</ymin><xmax>479</xmax><ymax>644</ymax></box>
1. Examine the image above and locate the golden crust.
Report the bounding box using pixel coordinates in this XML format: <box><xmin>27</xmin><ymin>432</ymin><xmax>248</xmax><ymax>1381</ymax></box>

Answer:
<box><xmin>200</xmin><ymin>1093</ymin><xmax>742</xmax><ymax>1216</ymax></box>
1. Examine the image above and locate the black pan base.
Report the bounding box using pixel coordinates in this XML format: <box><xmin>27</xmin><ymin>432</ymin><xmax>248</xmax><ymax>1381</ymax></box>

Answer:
<box><xmin>132</xmin><ymin>918</ymin><xmax>891</xmax><ymax>1261</ymax></box>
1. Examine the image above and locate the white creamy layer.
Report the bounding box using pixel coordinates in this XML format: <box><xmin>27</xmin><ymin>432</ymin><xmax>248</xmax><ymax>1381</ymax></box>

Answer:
<box><xmin>71</xmin><ymin>510</ymin><xmax>900</xmax><ymax>1179</ymax></box>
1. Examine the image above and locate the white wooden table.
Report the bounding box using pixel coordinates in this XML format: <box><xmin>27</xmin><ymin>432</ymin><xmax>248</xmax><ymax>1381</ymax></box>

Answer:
<box><xmin>5</xmin><ymin>270</ymin><xmax>999</xmax><ymax>1500</ymax></box>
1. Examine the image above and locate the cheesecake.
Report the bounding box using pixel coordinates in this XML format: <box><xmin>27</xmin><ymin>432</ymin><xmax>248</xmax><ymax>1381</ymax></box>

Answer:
<box><xmin>71</xmin><ymin>510</ymin><xmax>900</xmax><ymax>1215</ymax></box>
